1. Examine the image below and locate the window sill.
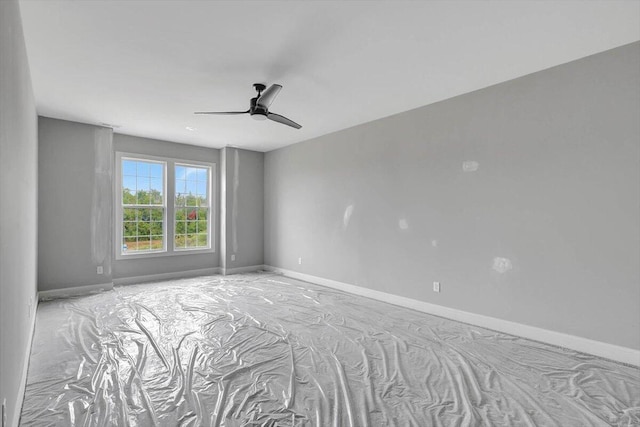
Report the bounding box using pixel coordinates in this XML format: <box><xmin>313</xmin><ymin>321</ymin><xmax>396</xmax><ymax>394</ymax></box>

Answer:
<box><xmin>116</xmin><ymin>247</ymin><xmax>215</xmax><ymax>261</ymax></box>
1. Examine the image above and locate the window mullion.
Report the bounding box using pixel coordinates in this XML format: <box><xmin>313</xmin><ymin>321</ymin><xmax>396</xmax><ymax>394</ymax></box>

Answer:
<box><xmin>167</xmin><ymin>160</ymin><xmax>175</xmax><ymax>253</ymax></box>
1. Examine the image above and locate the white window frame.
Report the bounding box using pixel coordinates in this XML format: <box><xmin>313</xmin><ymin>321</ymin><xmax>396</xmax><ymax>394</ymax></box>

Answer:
<box><xmin>115</xmin><ymin>152</ymin><xmax>215</xmax><ymax>260</ymax></box>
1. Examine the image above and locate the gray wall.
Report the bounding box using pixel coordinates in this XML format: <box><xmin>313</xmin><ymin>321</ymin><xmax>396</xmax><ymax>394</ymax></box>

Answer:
<box><xmin>113</xmin><ymin>133</ymin><xmax>220</xmax><ymax>280</ymax></box>
<box><xmin>220</xmin><ymin>148</ymin><xmax>264</xmax><ymax>271</ymax></box>
<box><xmin>0</xmin><ymin>0</ymin><xmax>38</xmax><ymax>425</ymax></box>
<box><xmin>265</xmin><ymin>42</ymin><xmax>640</xmax><ymax>350</ymax></box>
<box><xmin>37</xmin><ymin>123</ymin><xmax>267</xmax><ymax>286</ymax></box>
<box><xmin>38</xmin><ymin>122</ymin><xmax>228</xmax><ymax>286</ymax></box>
<box><xmin>38</xmin><ymin>118</ymin><xmax>113</xmax><ymax>291</ymax></box>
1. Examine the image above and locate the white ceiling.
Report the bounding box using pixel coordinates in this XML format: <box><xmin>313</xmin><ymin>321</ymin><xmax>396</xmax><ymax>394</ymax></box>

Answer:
<box><xmin>19</xmin><ymin>0</ymin><xmax>640</xmax><ymax>152</ymax></box>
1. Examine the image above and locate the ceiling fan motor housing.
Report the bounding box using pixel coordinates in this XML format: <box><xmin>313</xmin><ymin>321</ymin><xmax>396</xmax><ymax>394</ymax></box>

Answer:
<box><xmin>250</xmin><ymin>97</ymin><xmax>268</xmax><ymax>119</ymax></box>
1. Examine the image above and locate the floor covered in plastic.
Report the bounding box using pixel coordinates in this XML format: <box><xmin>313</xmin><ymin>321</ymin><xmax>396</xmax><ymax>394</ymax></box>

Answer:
<box><xmin>21</xmin><ymin>273</ymin><xmax>640</xmax><ymax>426</ymax></box>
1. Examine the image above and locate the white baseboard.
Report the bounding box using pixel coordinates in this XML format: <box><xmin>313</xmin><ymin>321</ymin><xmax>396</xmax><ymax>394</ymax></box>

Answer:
<box><xmin>112</xmin><ymin>267</ymin><xmax>221</xmax><ymax>286</ymax></box>
<box><xmin>38</xmin><ymin>282</ymin><xmax>114</xmax><ymax>301</ymax></box>
<box><xmin>222</xmin><ymin>264</ymin><xmax>265</xmax><ymax>276</ymax></box>
<box><xmin>264</xmin><ymin>266</ymin><xmax>640</xmax><ymax>367</ymax></box>
<box><xmin>14</xmin><ymin>293</ymin><xmax>38</xmax><ymax>427</ymax></box>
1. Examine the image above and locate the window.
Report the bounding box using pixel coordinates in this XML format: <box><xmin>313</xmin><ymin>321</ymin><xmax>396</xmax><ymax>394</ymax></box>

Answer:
<box><xmin>121</xmin><ymin>158</ymin><xmax>165</xmax><ymax>254</ymax></box>
<box><xmin>116</xmin><ymin>153</ymin><xmax>214</xmax><ymax>259</ymax></box>
<box><xmin>174</xmin><ymin>164</ymin><xmax>210</xmax><ymax>250</ymax></box>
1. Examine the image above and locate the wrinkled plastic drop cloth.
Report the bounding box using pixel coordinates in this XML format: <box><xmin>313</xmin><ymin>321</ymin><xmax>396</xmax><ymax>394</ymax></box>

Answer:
<box><xmin>21</xmin><ymin>273</ymin><xmax>640</xmax><ymax>426</ymax></box>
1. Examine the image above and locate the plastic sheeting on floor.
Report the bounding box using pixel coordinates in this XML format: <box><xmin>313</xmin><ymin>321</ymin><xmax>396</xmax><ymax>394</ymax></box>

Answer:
<box><xmin>21</xmin><ymin>273</ymin><xmax>640</xmax><ymax>426</ymax></box>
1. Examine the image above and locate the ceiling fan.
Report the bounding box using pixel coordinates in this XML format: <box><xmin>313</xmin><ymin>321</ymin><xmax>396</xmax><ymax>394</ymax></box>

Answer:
<box><xmin>195</xmin><ymin>83</ymin><xmax>301</xmax><ymax>129</ymax></box>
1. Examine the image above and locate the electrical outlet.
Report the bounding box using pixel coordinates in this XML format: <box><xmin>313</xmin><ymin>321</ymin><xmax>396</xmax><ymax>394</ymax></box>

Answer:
<box><xmin>298</xmin><ymin>257</ymin><xmax>302</xmax><ymax>265</ymax></box>
<box><xmin>97</xmin><ymin>266</ymin><xmax>103</xmax><ymax>275</ymax></box>
<box><xmin>231</xmin><ymin>254</ymin><xmax>236</xmax><ymax>261</ymax></box>
<box><xmin>433</xmin><ymin>281</ymin><xmax>441</xmax><ymax>293</ymax></box>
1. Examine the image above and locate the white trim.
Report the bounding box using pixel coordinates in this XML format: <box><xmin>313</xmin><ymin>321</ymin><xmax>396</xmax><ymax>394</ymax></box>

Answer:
<box><xmin>38</xmin><ymin>282</ymin><xmax>114</xmax><ymax>301</ymax></box>
<box><xmin>264</xmin><ymin>266</ymin><xmax>640</xmax><ymax>367</ymax></box>
<box><xmin>14</xmin><ymin>294</ymin><xmax>38</xmax><ymax>427</ymax></box>
<box><xmin>222</xmin><ymin>264</ymin><xmax>264</xmax><ymax>276</ymax></box>
<box><xmin>219</xmin><ymin>149</ymin><xmax>227</xmax><ymax>270</ymax></box>
<box><xmin>113</xmin><ymin>267</ymin><xmax>221</xmax><ymax>286</ymax></box>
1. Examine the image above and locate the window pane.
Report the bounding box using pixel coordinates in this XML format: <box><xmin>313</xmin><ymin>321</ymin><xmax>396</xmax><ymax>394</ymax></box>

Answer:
<box><xmin>136</xmin><ymin>237</ymin><xmax>151</xmax><ymax>251</ymax></box>
<box><xmin>123</xmin><ymin>160</ymin><xmax>137</xmax><ymax>176</ymax></box>
<box><xmin>123</xmin><ymin>237</ymin><xmax>136</xmax><ymax>253</ymax></box>
<box><xmin>136</xmin><ymin>178</ymin><xmax>149</xmax><ymax>204</ymax></box>
<box><xmin>150</xmin><ymin>221</ymin><xmax>163</xmax><ymax>235</ymax></box>
<box><xmin>150</xmin><ymin>235</ymin><xmax>164</xmax><ymax>250</ymax></box>
<box><xmin>136</xmin><ymin>162</ymin><xmax>149</xmax><ymax>177</ymax></box>
<box><xmin>137</xmin><ymin>177</ymin><xmax>149</xmax><ymax>192</ymax></box>
<box><xmin>185</xmin><ymin>208</ymin><xmax>198</xmax><ymax>220</ymax></box>
<box><xmin>123</xmin><ymin>209</ymin><xmax>136</xmax><ymax>221</ymax></box>
<box><xmin>197</xmin><ymin>233</ymin><xmax>208</xmax><ymax>247</ymax></box>
<box><xmin>150</xmin><ymin>208</ymin><xmax>163</xmax><ymax>221</ymax></box>
<box><xmin>176</xmin><ymin>179</ymin><xmax>186</xmax><ymax>195</ymax></box>
<box><xmin>150</xmin><ymin>179</ymin><xmax>163</xmax><ymax>204</ymax></box>
<box><xmin>137</xmin><ymin>221</ymin><xmax>149</xmax><ymax>237</ymax></box>
<box><xmin>150</xmin><ymin>179</ymin><xmax>162</xmax><ymax>193</ymax></box>
<box><xmin>123</xmin><ymin>176</ymin><xmax>137</xmax><ymax>199</ymax></box>
<box><xmin>176</xmin><ymin>165</ymin><xmax>186</xmax><ymax>180</ymax></box>
<box><xmin>196</xmin><ymin>181</ymin><xmax>207</xmax><ymax>197</ymax></box>
<box><xmin>123</xmin><ymin>190</ymin><xmax>136</xmax><ymax>211</ymax></box>
<box><xmin>150</xmin><ymin>163</ymin><xmax>163</xmax><ymax>178</ymax></box>
<box><xmin>185</xmin><ymin>194</ymin><xmax>198</xmax><ymax>207</ymax></box>
<box><xmin>124</xmin><ymin>221</ymin><xmax>137</xmax><ymax>236</ymax></box>
<box><xmin>186</xmin><ymin>180</ymin><xmax>197</xmax><ymax>195</ymax></box>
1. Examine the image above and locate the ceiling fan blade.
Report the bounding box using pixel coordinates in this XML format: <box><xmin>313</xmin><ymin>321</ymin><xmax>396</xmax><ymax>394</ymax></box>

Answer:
<box><xmin>194</xmin><ymin>110</ymin><xmax>249</xmax><ymax>115</ymax></box>
<box><xmin>267</xmin><ymin>112</ymin><xmax>302</xmax><ymax>129</ymax></box>
<box><xmin>256</xmin><ymin>84</ymin><xmax>282</xmax><ymax>108</ymax></box>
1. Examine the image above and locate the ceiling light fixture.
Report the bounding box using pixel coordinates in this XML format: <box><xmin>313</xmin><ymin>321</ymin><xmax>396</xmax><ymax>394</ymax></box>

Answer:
<box><xmin>185</xmin><ymin>126</ymin><xmax>197</xmax><ymax>131</ymax></box>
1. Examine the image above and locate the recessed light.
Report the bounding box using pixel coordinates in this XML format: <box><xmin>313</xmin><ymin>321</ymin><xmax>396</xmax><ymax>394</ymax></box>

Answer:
<box><xmin>186</xmin><ymin>126</ymin><xmax>197</xmax><ymax>131</ymax></box>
